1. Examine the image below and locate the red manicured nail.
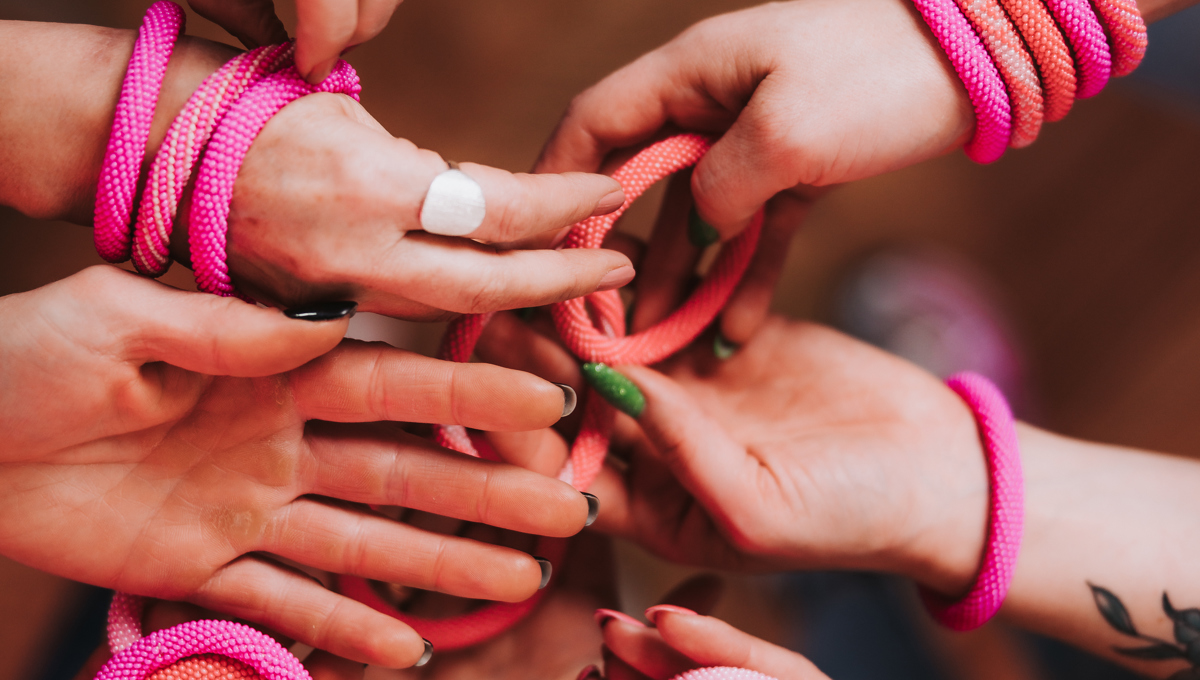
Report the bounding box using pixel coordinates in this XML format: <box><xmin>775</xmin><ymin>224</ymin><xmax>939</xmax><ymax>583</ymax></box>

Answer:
<box><xmin>594</xmin><ymin>608</ymin><xmax>645</xmax><ymax>629</ymax></box>
<box><xmin>644</xmin><ymin>604</ymin><xmax>697</xmax><ymax>627</ymax></box>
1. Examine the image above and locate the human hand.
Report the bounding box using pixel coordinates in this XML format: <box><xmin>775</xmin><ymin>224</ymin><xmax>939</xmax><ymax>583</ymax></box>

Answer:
<box><xmin>475</xmin><ymin>312</ymin><xmax>989</xmax><ymax>599</ymax></box>
<box><xmin>594</xmin><ymin>580</ymin><xmax>828</xmax><ymax>680</ymax></box>
<box><xmin>0</xmin><ymin>266</ymin><xmax>593</xmax><ymax>666</ymax></box>
<box><xmin>186</xmin><ymin>0</ymin><xmax>403</xmax><ymax>83</ymax></box>
<box><xmin>180</xmin><ymin>90</ymin><xmax>631</xmax><ymax>319</ymax></box>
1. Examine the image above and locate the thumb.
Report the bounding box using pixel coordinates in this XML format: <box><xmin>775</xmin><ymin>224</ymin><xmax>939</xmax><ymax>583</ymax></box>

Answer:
<box><xmin>83</xmin><ymin>268</ymin><xmax>350</xmax><ymax>376</ymax></box>
<box><xmin>689</xmin><ymin>82</ymin><xmax>805</xmax><ymax>240</ymax></box>
<box><xmin>653</xmin><ymin>612</ymin><xmax>830</xmax><ymax>680</ymax></box>
<box><xmin>188</xmin><ymin>0</ymin><xmax>288</xmax><ymax>49</ymax></box>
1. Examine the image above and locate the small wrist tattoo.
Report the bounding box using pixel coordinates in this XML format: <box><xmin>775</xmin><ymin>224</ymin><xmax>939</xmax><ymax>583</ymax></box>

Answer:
<box><xmin>1090</xmin><ymin>582</ymin><xmax>1200</xmax><ymax>673</ymax></box>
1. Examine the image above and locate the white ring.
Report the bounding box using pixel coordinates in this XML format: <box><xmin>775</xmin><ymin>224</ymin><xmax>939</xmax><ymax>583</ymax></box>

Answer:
<box><xmin>419</xmin><ymin>165</ymin><xmax>486</xmax><ymax>237</ymax></box>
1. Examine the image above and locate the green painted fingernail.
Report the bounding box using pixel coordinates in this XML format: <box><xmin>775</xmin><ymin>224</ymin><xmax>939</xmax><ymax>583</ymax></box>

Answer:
<box><xmin>581</xmin><ymin>362</ymin><xmax>645</xmax><ymax>418</ymax></box>
<box><xmin>713</xmin><ymin>332</ymin><xmax>739</xmax><ymax>360</ymax></box>
<box><xmin>687</xmin><ymin>207</ymin><xmax>719</xmax><ymax>248</ymax></box>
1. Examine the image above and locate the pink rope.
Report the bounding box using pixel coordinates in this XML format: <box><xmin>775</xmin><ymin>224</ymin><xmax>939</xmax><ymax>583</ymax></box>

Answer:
<box><xmin>93</xmin><ymin>0</ymin><xmax>184</xmax><ymax>263</ymax></box>
<box><xmin>920</xmin><ymin>372</ymin><xmax>1024</xmax><ymax>630</ymax></box>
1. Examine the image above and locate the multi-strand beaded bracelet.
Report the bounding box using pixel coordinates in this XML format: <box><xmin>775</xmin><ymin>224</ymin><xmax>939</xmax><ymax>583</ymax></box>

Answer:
<box><xmin>93</xmin><ymin>0</ymin><xmax>360</xmax><ymax>300</ymax></box>
<box><xmin>912</xmin><ymin>0</ymin><xmax>1147</xmax><ymax>162</ymax></box>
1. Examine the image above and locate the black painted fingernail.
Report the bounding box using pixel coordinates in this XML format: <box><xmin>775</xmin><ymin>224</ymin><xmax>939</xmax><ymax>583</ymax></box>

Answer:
<box><xmin>576</xmin><ymin>664</ymin><xmax>603</xmax><ymax>680</ymax></box>
<box><xmin>687</xmin><ymin>206</ymin><xmax>719</xmax><ymax>248</ymax></box>
<box><xmin>582</xmin><ymin>492</ymin><xmax>599</xmax><ymax>526</ymax></box>
<box><xmin>284</xmin><ymin>301</ymin><xmax>357</xmax><ymax>321</ymax></box>
<box><xmin>556</xmin><ymin>383</ymin><xmax>578</xmax><ymax>417</ymax></box>
<box><xmin>535</xmin><ymin>557</ymin><xmax>553</xmax><ymax>589</ymax></box>
<box><xmin>582</xmin><ymin>362</ymin><xmax>645</xmax><ymax>418</ymax></box>
<box><xmin>713</xmin><ymin>332</ymin><xmax>739</xmax><ymax>360</ymax></box>
<box><xmin>415</xmin><ymin>638</ymin><xmax>433</xmax><ymax>667</ymax></box>
<box><xmin>517</xmin><ymin>306</ymin><xmax>537</xmax><ymax>322</ymax></box>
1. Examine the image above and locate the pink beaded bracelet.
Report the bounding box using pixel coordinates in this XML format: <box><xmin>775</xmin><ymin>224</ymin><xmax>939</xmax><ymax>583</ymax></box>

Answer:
<box><xmin>132</xmin><ymin>43</ymin><xmax>294</xmax><ymax>276</ymax></box>
<box><xmin>188</xmin><ymin>62</ymin><xmax>361</xmax><ymax>298</ymax></box>
<box><xmin>1092</xmin><ymin>0</ymin><xmax>1149</xmax><ymax>77</ymax></box>
<box><xmin>921</xmin><ymin>372</ymin><xmax>1024</xmax><ymax>630</ymax></box>
<box><xmin>910</xmin><ymin>0</ymin><xmax>1013</xmax><ymax>163</ymax></box>
<box><xmin>93</xmin><ymin>0</ymin><xmax>185</xmax><ymax>263</ymax></box>
<box><xmin>1042</xmin><ymin>0</ymin><xmax>1113</xmax><ymax>98</ymax></box>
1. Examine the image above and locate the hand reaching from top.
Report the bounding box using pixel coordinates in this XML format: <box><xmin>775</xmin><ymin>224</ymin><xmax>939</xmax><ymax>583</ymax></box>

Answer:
<box><xmin>0</xmin><ymin>267</ymin><xmax>593</xmax><ymax>667</ymax></box>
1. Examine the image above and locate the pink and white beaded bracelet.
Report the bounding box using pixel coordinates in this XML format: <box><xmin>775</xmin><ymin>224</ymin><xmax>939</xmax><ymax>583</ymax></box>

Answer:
<box><xmin>188</xmin><ymin>62</ymin><xmax>361</xmax><ymax>298</ymax></box>
<box><xmin>909</xmin><ymin>0</ymin><xmax>1013</xmax><ymax>163</ymax></box>
<box><xmin>93</xmin><ymin>0</ymin><xmax>185</xmax><ymax>263</ymax></box>
<box><xmin>921</xmin><ymin>372</ymin><xmax>1024</xmax><ymax>630</ymax></box>
<box><xmin>131</xmin><ymin>43</ymin><xmax>294</xmax><ymax>276</ymax></box>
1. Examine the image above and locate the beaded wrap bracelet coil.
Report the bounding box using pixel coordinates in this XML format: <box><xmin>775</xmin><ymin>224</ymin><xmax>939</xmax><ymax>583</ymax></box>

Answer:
<box><xmin>188</xmin><ymin>62</ymin><xmax>361</xmax><ymax>298</ymax></box>
<box><xmin>1092</xmin><ymin>0</ymin><xmax>1149</xmax><ymax>77</ymax></box>
<box><xmin>994</xmin><ymin>0</ymin><xmax>1077</xmax><ymax>122</ymax></box>
<box><xmin>951</xmin><ymin>0</ymin><xmax>1045</xmax><ymax>148</ymax></box>
<box><xmin>1042</xmin><ymin>0</ymin><xmax>1113</xmax><ymax>98</ymax></box>
<box><xmin>910</xmin><ymin>0</ymin><xmax>1012</xmax><ymax>163</ymax></box>
<box><xmin>93</xmin><ymin>0</ymin><xmax>184</xmax><ymax>263</ymax></box>
<box><xmin>132</xmin><ymin>43</ymin><xmax>294</xmax><ymax>276</ymax></box>
<box><xmin>920</xmin><ymin>372</ymin><xmax>1024</xmax><ymax>630</ymax></box>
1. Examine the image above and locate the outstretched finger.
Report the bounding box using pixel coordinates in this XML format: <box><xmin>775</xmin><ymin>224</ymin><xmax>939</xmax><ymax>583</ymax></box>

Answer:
<box><xmin>192</xmin><ymin>556</ymin><xmax>427</xmax><ymax>667</ymax></box>
<box><xmin>652</xmin><ymin>609</ymin><xmax>829</xmax><ymax>680</ymax></box>
<box><xmin>291</xmin><ymin>340</ymin><xmax>572</xmax><ymax>431</ymax></box>
<box><xmin>303</xmin><ymin>423</ymin><xmax>591</xmax><ymax>537</ymax></box>
<box><xmin>294</xmin><ymin>0</ymin><xmax>358</xmax><ymax>83</ymax></box>
<box><xmin>378</xmin><ymin>233</ymin><xmax>633</xmax><ymax>315</ymax></box>
<box><xmin>264</xmin><ymin>498</ymin><xmax>551</xmax><ymax>603</ymax></box>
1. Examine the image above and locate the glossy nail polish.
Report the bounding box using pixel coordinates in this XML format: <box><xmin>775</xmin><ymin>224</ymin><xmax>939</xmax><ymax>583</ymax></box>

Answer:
<box><xmin>644</xmin><ymin>604</ymin><xmax>697</xmax><ymax>627</ymax></box>
<box><xmin>581</xmin><ymin>362</ymin><xmax>645</xmax><ymax>418</ymax></box>
<box><xmin>415</xmin><ymin>639</ymin><xmax>433</xmax><ymax>667</ymax></box>
<box><xmin>594</xmin><ymin>608</ymin><xmax>645</xmax><ymax>628</ymax></box>
<box><xmin>687</xmin><ymin>207</ymin><xmax>720</xmax><ymax>248</ymax></box>
<box><xmin>284</xmin><ymin>301</ymin><xmax>357</xmax><ymax>321</ymax></box>
<box><xmin>713</xmin><ymin>332</ymin><xmax>738</xmax><ymax>360</ymax></box>
<box><xmin>582</xmin><ymin>492</ymin><xmax>599</xmax><ymax>526</ymax></box>
<box><xmin>555</xmin><ymin>383</ymin><xmax>578</xmax><ymax>417</ymax></box>
<box><xmin>534</xmin><ymin>556</ymin><xmax>553</xmax><ymax>589</ymax></box>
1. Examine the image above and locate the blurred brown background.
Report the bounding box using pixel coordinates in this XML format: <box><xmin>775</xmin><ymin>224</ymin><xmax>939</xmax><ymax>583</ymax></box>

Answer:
<box><xmin>2</xmin><ymin>0</ymin><xmax>1200</xmax><ymax>677</ymax></box>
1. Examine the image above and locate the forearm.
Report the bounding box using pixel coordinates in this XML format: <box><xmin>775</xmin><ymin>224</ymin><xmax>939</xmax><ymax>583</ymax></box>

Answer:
<box><xmin>1001</xmin><ymin>424</ymin><xmax>1200</xmax><ymax>676</ymax></box>
<box><xmin>0</xmin><ymin>20</ymin><xmax>237</xmax><ymax>223</ymax></box>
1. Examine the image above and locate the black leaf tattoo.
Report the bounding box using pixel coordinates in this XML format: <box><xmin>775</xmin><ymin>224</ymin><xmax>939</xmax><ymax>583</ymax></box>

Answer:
<box><xmin>1090</xmin><ymin>582</ymin><xmax>1200</xmax><ymax>668</ymax></box>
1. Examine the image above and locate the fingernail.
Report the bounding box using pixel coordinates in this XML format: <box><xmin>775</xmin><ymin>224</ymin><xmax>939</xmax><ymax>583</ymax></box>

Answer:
<box><xmin>582</xmin><ymin>492</ymin><xmax>599</xmax><ymax>526</ymax></box>
<box><xmin>597</xmin><ymin>266</ymin><xmax>635</xmax><ymax>292</ymax></box>
<box><xmin>555</xmin><ymin>383</ymin><xmax>578</xmax><ymax>417</ymax></box>
<box><xmin>713</xmin><ymin>332</ymin><xmax>739</xmax><ymax>360</ymax></box>
<box><xmin>591</xmin><ymin>189</ymin><xmax>626</xmax><ymax>217</ymax></box>
<box><xmin>582</xmin><ymin>362</ymin><xmax>645</xmax><ymax>418</ymax></box>
<box><xmin>284</xmin><ymin>301</ymin><xmax>357</xmax><ymax>321</ymax></box>
<box><xmin>687</xmin><ymin>207</ymin><xmax>720</xmax><ymax>248</ymax></box>
<box><xmin>517</xmin><ymin>306</ymin><xmax>538</xmax><ymax>321</ymax></box>
<box><xmin>308</xmin><ymin>57</ymin><xmax>338</xmax><ymax>84</ymax></box>
<box><xmin>535</xmin><ymin>556</ymin><xmax>553</xmax><ymax>589</ymax></box>
<box><xmin>576</xmin><ymin>664</ymin><xmax>603</xmax><ymax>680</ymax></box>
<box><xmin>594</xmin><ymin>608</ymin><xmax>645</xmax><ymax>629</ymax></box>
<box><xmin>415</xmin><ymin>638</ymin><xmax>433</xmax><ymax>667</ymax></box>
<box><xmin>644</xmin><ymin>604</ymin><xmax>697</xmax><ymax>627</ymax></box>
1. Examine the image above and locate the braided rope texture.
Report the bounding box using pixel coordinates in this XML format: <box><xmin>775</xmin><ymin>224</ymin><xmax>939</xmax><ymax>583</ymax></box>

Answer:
<box><xmin>911</xmin><ymin>0</ymin><xmax>1013</xmax><ymax>162</ymax></box>
<box><xmin>132</xmin><ymin>43</ymin><xmax>294</xmax><ymax>275</ymax></box>
<box><xmin>1092</xmin><ymin>0</ymin><xmax>1148</xmax><ymax>77</ymax></box>
<box><xmin>921</xmin><ymin>372</ymin><xmax>1024</xmax><ymax>630</ymax></box>
<box><xmin>337</xmin><ymin>135</ymin><xmax>762</xmax><ymax>654</ymax></box>
<box><xmin>93</xmin><ymin>0</ymin><xmax>184</xmax><ymax>263</ymax></box>
<box><xmin>994</xmin><ymin>0</ymin><xmax>1077</xmax><ymax>122</ymax></box>
<box><xmin>1043</xmin><ymin>0</ymin><xmax>1112</xmax><ymax>98</ymax></box>
<box><xmin>189</xmin><ymin>62</ymin><xmax>361</xmax><ymax>297</ymax></box>
<box><xmin>953</xmin><ymin>0</ymin><xmax>1044</xmax><ymax>147</ymax></box>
